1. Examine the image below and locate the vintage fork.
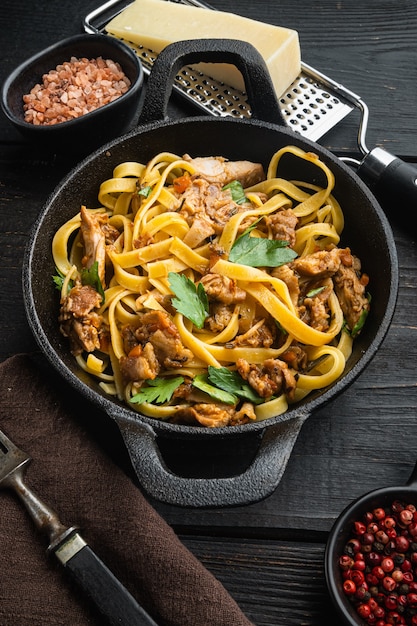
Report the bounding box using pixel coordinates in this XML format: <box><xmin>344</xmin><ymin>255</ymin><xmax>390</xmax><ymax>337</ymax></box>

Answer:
<box><xmin>0</xmin><ymin>427</ymin><xmax>158</xmax><ymax>626</ymax></box>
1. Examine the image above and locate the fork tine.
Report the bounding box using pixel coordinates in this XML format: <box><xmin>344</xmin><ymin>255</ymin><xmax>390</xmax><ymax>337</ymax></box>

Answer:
<box><xmin>0</xmin><ymin>428</ymin><xmax>31</xmax><ymax>486</ymax></box>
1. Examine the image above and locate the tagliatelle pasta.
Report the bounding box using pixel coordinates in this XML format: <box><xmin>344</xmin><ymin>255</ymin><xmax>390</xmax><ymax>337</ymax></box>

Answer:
<box><xmin>52</xmin><ymin>146</ymin><xmax>370</xmax><ymax>428</ymax></box>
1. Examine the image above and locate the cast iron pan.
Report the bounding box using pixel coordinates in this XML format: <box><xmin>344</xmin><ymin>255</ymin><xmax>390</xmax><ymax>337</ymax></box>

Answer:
<box><xmin>23</xmin><ymin>40</ymin><xmax>398</xmax><ymax>508</ymax></box>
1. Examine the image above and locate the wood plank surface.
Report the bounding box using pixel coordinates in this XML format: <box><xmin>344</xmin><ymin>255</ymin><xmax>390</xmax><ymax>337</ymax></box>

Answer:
<box><xmin>1</xmin><ymin>1</ymin><xmax>417</xmax><ymax>623</ymax></box>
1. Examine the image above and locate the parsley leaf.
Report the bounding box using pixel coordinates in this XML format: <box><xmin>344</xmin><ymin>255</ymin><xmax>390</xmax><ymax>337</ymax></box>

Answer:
<box><xmin>138</xmin><ymin>185</ymin><xmax>152</xmax><ymax>198</ymax></box>
<box><xmin>229</xmin><ymin>231</ymin><xmax>298</xmax><ymax>268</ymax></box>
<box><xmin>222</xmin><ymin>180</ymin><xmax>247</xmax><ymax>204</ymax></box>
<box><xmin>192</xmin><ymin>374</ymin><xmax>238</xmax><ymax>405</ymax></box>
<box><xmin>52</xmin><ymin>268</ymin><xmax>73</xmax><ymax>293</ymax></box>
<box><xmin>207</xmin><ymin>366</ymin><xmax>264</xmax><ymax>405</ymax></box>
<box><xmin>168</xmin><ymin>272</ymin><xmax>209</xmax><ymax>328</ymax></box>
<box><xmin>81</xmin><ymin>261</ymin><xmax>105</xmax><ymax>303</ymax></box>
<box><xmin>130</xmin><ymin>376</ymin><xmax>184</xmax><ymax>405</ymax></box>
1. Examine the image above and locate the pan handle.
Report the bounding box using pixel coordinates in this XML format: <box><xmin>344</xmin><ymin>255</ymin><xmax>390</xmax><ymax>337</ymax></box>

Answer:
<box><xmin>138</xmin><ymin>38</ymin><xmax>285</xmax><ymax>127</ymax></box>
<box><xmin>356</xmin><ymin>147</ymin><xmax>417</xmax><ymax>208</ymax></box>
<box><xmin>110</xmin><ymin>411</ymin><xmax>308</xmax><ymax>507</ymax></box>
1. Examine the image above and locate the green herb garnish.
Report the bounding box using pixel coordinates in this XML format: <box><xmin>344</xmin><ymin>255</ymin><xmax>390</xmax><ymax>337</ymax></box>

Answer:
<box><xmin>81</xmin><ymin>261</ymin><xmax>105</xmax><ymax>303</ymax></box>
<box><xmin>130</xmin><ymin>376</ymin><xmax>184</xmax><ymax>405</ymax></box>
<box><xmin>222</xmin><ymin>180</ymin><xmax>247</xmax><ymax>205</ymax></box>
<box><xmin>306</xmin><ymin>286</ymin><xmax>326</xmax><ymax>298</ymax></box>
<box><xmin>192</xmin><ymin>374</ymin><xmax>238</xmax><ymax>405</ymax></box>
<box><xmin>351</xmin><ymin>305</ymin><xmax>370</xmax><ymax>337</ymax></box>
<box><xmin>229</xmin><ymin>231</ymin><xmax>298</xmax><ymax>268</ymax></box>
<box><xmin>138</xmin><ymin>185</ymin><xmax>152</xmax><ymax>198</ymax></box>
<box><xmin>52</xmin><ymin>267</ymin><xmax>73</xmax><ymax>293</ymax></box>
<box><xmin>207</xmin><ymin>366</ymin><xmax>264</xmax><ymax>405</ymax></box>
<box><xmin>168</xmin><ymin>272</ymin><xmax>209</xmax><ymax>328</ymax></box>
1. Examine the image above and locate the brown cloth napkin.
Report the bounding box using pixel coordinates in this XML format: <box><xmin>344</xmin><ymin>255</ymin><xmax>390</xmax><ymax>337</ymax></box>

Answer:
<box><xmin>0</xmin><ymin>354</ymin><xmax>254</xmax><ymax>626</ymax></box>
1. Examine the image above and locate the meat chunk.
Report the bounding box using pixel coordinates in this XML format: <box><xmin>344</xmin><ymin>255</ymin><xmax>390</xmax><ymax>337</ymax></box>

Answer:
<box><xmin>120</xmin><ymin>342</ymin><xmax>160</xmax><ymax>381</ymax></box>
<box><xmin>232</xmin><ymin>318</ymin><xmax>276</xmax><ymax>348</ymax></box>
<box><xmin>80</xmin><ymin>206</ymin><xmax>119</xmax><ymax>287</ymax></box>
<box><xmin>61</xmin><ymin>282</ymin><xmax>102</xmax><ymax>317</ymax></box>
<box><xmin>172</xmin><ymin>403</ymin><xmax>235</xmax><ymax>427</ymax></box>
<box><xmin>292</xmin><ymin>247</ymin><xmax>349</xmax><ymax>278</ymax></box>
<box><xmin>172</xmin><ymin>402</ymin><xmax>256</xmax><ymax>427</ymax></box>
<box><xmin>130</xmin><ymin>310</ymin><xmax>178</xmax><ymax>343</ymax></box>
<box><xmin>271</xmin><ymin>263</ymin><xmax>300</xmax><ymax>307</ymax></box>
<box><xmin>150</xmin><ymin>329</ymin><xmax>193</xmax><ymax>369</ymax></box>
<box><xmin>299</xmin><ymin>279</ymin><xmax>333</xmax><ymax>332</ymax></box>
<box><xmin>183</xmin><ymin>155</ymin><xmax>265</xmax><ymax>188</ymax></box>
<box><xmin>204</xmin><ymin>302</ymin><xmax>234</xmax><ymax>333</ymax></box>
<box><xmin>182</xmin><ymin>216</ymin><xmax>216</xmax><ymax>248</ymax></box>
<box><xmin>59</xmin><ymin>283</ymin><xmax>104</xmax><ymax>355</ymax></box>
<box><xmin>120</xmin><ymin>311</ymin><xmax>193</xmax><ymax>382</ymax></box>
<box><xmin>237</xmin><ymin>358</ymin><xmax>297</xmax><ymax>400</ymax></box>
<box><xmin>289</xmin><ymin>245</ymin><xmax>370</xmax><ymax>334</ymax></box>
<box><xmin>281</xmin><ymin>344</ymin><xmax>308</xmax><ymax>371</ymax></box>
<box><xmin>200</xmin><ymin>273</ymin><xmax>246</xmax><ymax>305</ymax></box>
<box><xmin>264</xmin><ymin>209</ymin><xmax>298</xmax><ymax>246</ymax></box>
<box><xmin>334</xmin><ymin>259</ymin><xmax>370</xmax><ymax>332</ymax></box>
<box><xmin>180</xmin><ymin>178</ymin><xmax>241</xmax><ymax>233</ymax></box>
<box><xmin>233</xmin><ymin>402</ymin><xmax>257</xmax><ymax>425</ymax></box>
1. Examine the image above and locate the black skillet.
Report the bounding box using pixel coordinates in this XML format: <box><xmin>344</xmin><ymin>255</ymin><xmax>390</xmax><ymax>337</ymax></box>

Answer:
<box><xmin>23</xmin><ymin>39</ymin><xmax>398</xmax><ymax>508</ymax></box>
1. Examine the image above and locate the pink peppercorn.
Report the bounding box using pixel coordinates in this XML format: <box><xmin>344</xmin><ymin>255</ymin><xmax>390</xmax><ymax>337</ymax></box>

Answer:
<box><xmin>353</xmin><ymin>559</ymin><xmax>366</xmax><ymax>571</ymax></box>
<box><xmin>339</xmin><ymin>554</ymin><xmax>354</xmax><ymax>570</ymax></box>
<box><xmin>400</xmin><ymin>510</ymin><xmax>414</xmax><ymax>526</ymax></box>
<box><xmin>381</xmin><ymin>557</ymin><xmax>395</xmax><ymax>573</ymax></box>
<box><xmin>407</xmin><ymin>592</ymin><xmax>417</xmax><ymax>605</ymax></box>
<box><xmin>343</xmin><ymin>579</ymin><xmax>356</xmax><ymax>595</ymax></box>
<box><xmin>374</xmin><ymin>508</ymin><xmax>386</xmax><ymax>520</ymax></box>
<box><xmin>384</xmin><ymin>594</ymin><xmax>398</xmax><ymax>610</ymax></box>
<box><xmin>372</xmin><ymin>566</ymin><xmax>385</xmax><ymax>580</ymax></box>
<box><xmin>385</xmin><ymin>516</ymin><xmax>397</xmax><ymax>529</ymax></box>
<box><xmin>402</xmin><ymin>559</ymin><xmax>412</xmax><ymax>572</ymax></box>
<box><xmin>376</xmin><ymin>530</ymin><xmax>390</xmax><ymax>544</ymax></box>
<box><xmin>354</xmin><ymin>521</ymin><xmax>367</xmax><ymax>535</ymax></box>
<box><xmin>382</xmin><ymin>576</ymin><xmax>397</xmax><ymax>591</ymax></box>
<box><xmin>396</xmin><ymin>536</ymin><xmax>410</xmax><ymax>552</ymax></box>
<box><xmin>351</xmin><ymin>570</ymin><xmax>365</xmax><ymax>586</ymax></box>
<box><xmin>339</xmin><ymin>500</ymin><xmax>417</xmax><ymax>626</ymax></box>
<box><xmin>392</xmin><ymin>569</ymin><xmax>404</xmax><ymax>583</ymax></box>
<box><xmin>357</xmin><ymin>603</ymin><xmax>372</xmax><ymax>619</ymax></box>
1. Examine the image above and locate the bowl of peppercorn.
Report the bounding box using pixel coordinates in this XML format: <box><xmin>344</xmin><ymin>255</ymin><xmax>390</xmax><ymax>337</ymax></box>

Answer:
<box><xmin>1</xmin><ymin>33</ymin><xmax>144</xmax><ymax>153</ymax></box>
<box><xmin>325</xmin><ymin>464</ymin><xmax>417</xmax><ymax>626</ymax></box>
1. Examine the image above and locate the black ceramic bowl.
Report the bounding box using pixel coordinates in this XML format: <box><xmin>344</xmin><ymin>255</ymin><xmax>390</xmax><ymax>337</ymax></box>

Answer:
<box><xmin>1</xmin><ymin>33</ymin><xmax>143</xmax><ymax>152</ymax></box>
<box><xmin>325</xmin><ymin>465</ymin><xmax>417</xmax><ymax>625</ymax></box>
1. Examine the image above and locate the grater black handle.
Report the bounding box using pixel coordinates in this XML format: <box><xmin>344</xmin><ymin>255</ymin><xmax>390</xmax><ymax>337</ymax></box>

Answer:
<box><xmin>357</xmin><ymin>147</ymin><xmax>417</xmax><ymax>209</ymax></box>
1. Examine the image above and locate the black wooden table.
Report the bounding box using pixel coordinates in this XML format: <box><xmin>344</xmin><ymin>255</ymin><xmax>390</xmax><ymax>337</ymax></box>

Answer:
<box><xmin>1</xmin><ymin>1</ymin><xmax>417</xmax><ymax>624</ymax></box>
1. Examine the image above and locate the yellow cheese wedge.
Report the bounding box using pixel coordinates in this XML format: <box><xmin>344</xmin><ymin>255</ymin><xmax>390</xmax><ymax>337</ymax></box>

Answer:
<box><xmin>106</xmin><ymin>0</ymin><xmax>301</xmax><ymax>97</ymax></box>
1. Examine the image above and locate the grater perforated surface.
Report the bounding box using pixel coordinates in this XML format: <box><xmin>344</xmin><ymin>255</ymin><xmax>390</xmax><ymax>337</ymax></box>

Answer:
<box><xmin>84</xmin><ymin>0</ymin><xmax>355</xmax><ymax>141</ymax></box>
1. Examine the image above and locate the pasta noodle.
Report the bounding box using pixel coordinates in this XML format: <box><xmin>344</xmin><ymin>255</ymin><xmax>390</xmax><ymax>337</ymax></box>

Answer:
<box><xmin>53</xmin><ymin>147</ymin><xmax>370</xmax><ymax>428</ymax></box>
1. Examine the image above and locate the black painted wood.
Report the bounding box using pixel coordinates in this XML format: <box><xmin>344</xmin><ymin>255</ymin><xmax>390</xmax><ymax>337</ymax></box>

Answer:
<box><xmin>180</xmin><ymin>535</ymin><xmax>340</xmax><ymax>626</ymax></box>
<box><xmin>1</xmin><ymin>1</ymin><xmax>417</xmax><ymax>624</ymax></box>
<box><xmin>64</xmin><ymin>544</ymin><xmax>158</xmax><ymax>625</ymax></box>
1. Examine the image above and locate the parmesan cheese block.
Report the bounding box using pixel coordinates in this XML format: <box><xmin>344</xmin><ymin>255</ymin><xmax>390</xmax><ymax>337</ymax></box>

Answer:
<box><xmin>106</xmin><ymin>0</ymin><xmax>301</xmax><ymax>97</ymax></box>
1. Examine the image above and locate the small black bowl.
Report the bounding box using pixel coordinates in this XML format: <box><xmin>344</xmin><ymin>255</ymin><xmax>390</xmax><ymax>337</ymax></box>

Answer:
<box><xmin>325</xmin><ymin>463</ymin><xmax>417</xmax><ymax>625</ymax></box>
<box><xmin>1</xmin><ymin>33</ymin><xmax>144</xmax><ymax>152</ymax></box>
